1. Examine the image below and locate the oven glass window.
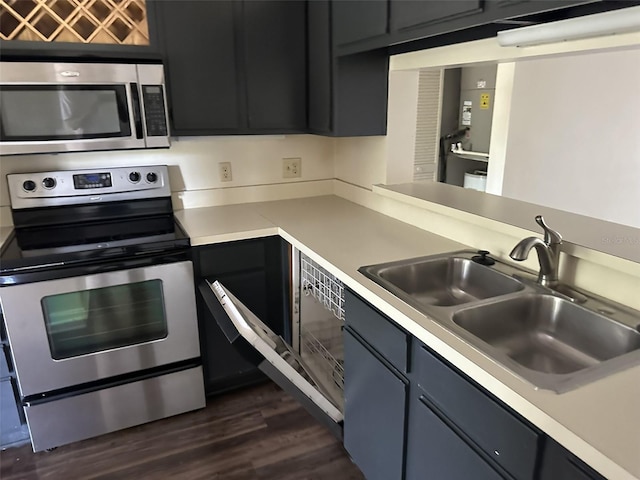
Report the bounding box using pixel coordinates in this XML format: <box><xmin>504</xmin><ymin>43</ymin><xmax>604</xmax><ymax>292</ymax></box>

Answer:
<box><xmin>41</xmin><ymin>280</ymin><xmax>167</xmax><ymax>360</ymax></box>
<box><xmin>0</xmin><ymin>85</ymin><xmax>131</xmax><ymax>141</ymax></box>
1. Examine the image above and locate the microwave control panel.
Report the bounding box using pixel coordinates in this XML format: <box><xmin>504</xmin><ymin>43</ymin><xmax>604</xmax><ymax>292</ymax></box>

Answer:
<box><xmin>142</xmin><ymin>85</ymin><xmax>168</xmax><ymax>137</ymax></box>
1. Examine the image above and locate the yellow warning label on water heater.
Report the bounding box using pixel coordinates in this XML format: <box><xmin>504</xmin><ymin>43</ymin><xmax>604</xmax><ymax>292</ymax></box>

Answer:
<box><xmin>480</xmin><ymin>93</ymin><xmax>490</xmax><ymax>109</ymax></box>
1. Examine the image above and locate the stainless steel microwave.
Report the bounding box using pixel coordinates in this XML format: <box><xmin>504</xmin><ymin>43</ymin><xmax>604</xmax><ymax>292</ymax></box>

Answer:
<box><xmin>0</xmin><ymin>61</ymin><xmax>170</xmax><ymax>156</ymax></box>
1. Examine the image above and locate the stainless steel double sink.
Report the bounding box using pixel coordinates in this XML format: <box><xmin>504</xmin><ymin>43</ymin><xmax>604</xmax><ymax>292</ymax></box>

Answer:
<box><xmin>359</xmin><ymin>251</ymin><xmax>640</xmax><ymax>393</ymax></box>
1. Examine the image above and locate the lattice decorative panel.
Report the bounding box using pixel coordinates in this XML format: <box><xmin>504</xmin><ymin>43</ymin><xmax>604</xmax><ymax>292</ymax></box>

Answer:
<box><xmin>0</xmin><ymin>0</ymin><xmax>149</xmax><ymax>45</ymax></box>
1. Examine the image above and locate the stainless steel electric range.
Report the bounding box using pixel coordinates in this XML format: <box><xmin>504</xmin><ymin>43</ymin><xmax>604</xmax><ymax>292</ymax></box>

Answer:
<box><xmin>0</xmin><ymin>165</ymin><xmax>205</xmax><ymax>452</ymax></box>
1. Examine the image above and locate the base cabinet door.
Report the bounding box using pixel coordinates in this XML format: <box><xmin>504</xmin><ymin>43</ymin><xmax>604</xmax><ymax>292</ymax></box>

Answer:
<box><xmin>540</xmin><ymin>439</ymin><xmax>606</xmax><ymax>480</ymax></box>
<box><xmin>406</xmin><ymin>394</ymin><xmax>504</xmax><ymax>480</ymax></box>
<box><xmin>343</xmin><ymin>328</ymin><xmax>407</xmax><ymax>480</ymax></box>
<box><xmin>1</xmin><ymin>378</ymin><xmax>29</xmax><ymax>447</ymax></box>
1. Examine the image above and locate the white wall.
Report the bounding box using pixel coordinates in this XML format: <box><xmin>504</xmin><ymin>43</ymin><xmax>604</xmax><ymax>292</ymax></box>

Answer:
<box><xmin>500</xmin><ymin>48</ymin><xmax>640</xmax><ymax>228</ymax></box>
<box><xmin>334</xmin><ymin>136</ymin><xmax>387</xmax><ymax>188</ymax></box>
<box><xmin>0</xmin><ymin>134</ymin><xmax>335</xmax><ymax>221</ymax></box>
<box><xmin>334</xmin><ymin>70</ymin><xmax>419</xmax><ymax>189</ymax></box>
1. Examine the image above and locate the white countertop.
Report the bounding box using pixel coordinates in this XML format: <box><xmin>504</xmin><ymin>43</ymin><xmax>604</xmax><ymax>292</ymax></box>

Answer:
<box><xmin>176</xmin><ymin>195</ymin><xmax>640</xmax><ymax>480</ymax></box>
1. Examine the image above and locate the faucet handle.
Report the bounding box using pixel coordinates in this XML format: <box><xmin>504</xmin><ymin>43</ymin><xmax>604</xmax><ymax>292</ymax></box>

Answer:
<box><xmin>535</xmin><ymin>215</ymin><xmax>562</xmax><ymax>245</ymax></box>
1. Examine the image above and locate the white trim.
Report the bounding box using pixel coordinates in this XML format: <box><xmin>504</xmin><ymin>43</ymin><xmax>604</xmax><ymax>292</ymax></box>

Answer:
<box><xmin>485</xmin><ymin>63</ymin><xmax>515</xmax><ymax>195</ymax></box>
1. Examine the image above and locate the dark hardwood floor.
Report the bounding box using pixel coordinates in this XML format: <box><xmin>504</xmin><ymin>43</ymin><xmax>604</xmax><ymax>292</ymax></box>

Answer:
<box><xmin>0</xmin><ymin>382</ymin><xmax>363</xmax><ymax>480</ymax></box>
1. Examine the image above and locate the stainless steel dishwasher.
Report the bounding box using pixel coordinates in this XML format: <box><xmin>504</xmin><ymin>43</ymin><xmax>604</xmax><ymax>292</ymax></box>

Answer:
<box><xmin>199</xmin><ymin>246</ymin><xmax>345</xmax><ymax>437</ymax></box>
<box><xmin>294</xmin><ymin>249</ymin><xmax>345</xmax><ymax>413</ymax></box>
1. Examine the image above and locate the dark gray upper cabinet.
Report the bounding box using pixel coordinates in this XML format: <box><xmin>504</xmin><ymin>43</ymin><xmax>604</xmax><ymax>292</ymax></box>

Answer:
<box><xmin>332</xmin><ymin>0</ymin><xmax>389</xmax><ymax>46</ymax></box>
<box><xmin>157</xmin><ymin>0</ymin><xmax>306</xmax><ymax>136</ymax></box>
<box><xmin>336</xmin><ymin>1</ymin><xmax>632</xmax><ymax>55</ymax></box>
<box><xmin>390</xmin><ymin>0</ymin><xmax>483</xmax><ymax>32</ymax></box>
<box><xmin>307</xmin><ymin>1</ymin><xmax>389</xmax><ymax>136</ymax></box>
<box><xmin>307</xmin><ymin>0</ymin><xmax>333</xmax><ymax>134</ymax></box>
<box><xmin>158</xmin><ymin>1</ymin><xmax>242</xmax><ymax>134</ymax></box>
<box><xmin>242</xmin><ymin>1</ymin><xmax>306</xmax><ymax>131</ymax></box>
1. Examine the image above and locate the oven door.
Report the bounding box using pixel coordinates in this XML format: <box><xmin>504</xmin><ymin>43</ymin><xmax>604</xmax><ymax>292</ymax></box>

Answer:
<box><xmin>0</xmin><ymin>260</ymin><xmax>199</xmax><ymax>398</ymax></box>
<box><xmin>199</xmin><ymin>280</ymin><xmax>343</xmax><ymax>438</ymax></box>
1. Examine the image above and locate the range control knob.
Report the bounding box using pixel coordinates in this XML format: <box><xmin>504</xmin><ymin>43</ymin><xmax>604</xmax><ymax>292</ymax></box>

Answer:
<box><xmin>42</xmin><ymin>177</ymin><xmax>56</xmax><ymax>189</ymax></box>
<box><xmin>129</xmin><ymin>171</ymin><xmax>141</xmax><ymax>183</ymax></box>
<box><xmin>146</xmin><ymin>172</ymin><xmax>158</xmax><ymax>183</ymax></box>
<box><xmin>23</xmin><ymin>180</ymin><xmax>36</xmax><ymax>192</ymax></box>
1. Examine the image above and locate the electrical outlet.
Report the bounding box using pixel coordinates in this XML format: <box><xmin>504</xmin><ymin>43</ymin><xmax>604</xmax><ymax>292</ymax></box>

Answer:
<box><xmin>218</xmin><ymin>162</ymin><xmax>232</xmax><ymax>182</ymax></box>
<box><xmin>282</xmin><ymin>157</ymin><xmax>301</xmax><ymax>178</ymax></box>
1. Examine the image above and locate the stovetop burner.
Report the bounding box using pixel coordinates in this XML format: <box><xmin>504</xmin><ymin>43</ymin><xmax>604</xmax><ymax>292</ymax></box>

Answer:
<box><xmin>0</xmin><ymin>165</ymin><xmax>191</xmax><ymax>283</ymax></box>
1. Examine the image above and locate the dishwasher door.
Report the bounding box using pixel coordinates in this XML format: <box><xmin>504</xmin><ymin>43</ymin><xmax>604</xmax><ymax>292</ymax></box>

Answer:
<box><xmin>199</xmin><ymin>280</ymin><xmax>343</xmax><ymax>438</ymax></box>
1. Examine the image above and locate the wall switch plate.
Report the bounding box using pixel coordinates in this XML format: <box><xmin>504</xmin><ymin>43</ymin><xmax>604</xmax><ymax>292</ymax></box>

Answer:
<box><xmin>218</xmin><ymin>162</ymin><xmax>232</xmax><ymax>182</ymax></box>
<box><xmin>283</xmin><ymin>157</ymin><xmax>301</xmax><ymax>178</ymax></box>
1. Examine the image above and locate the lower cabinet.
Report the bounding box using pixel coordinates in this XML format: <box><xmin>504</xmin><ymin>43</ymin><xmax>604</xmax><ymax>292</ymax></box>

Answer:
<box><xmin>1</xmin><ymin>341</ymin><xmax>29</xmax><ymax>448</ymax></box>
<box><xmin>410</xmin><ymin>342</ymin><xmax>541</xmax><ymax>480</ymax></box>
<box><xmin>343</xmin><ymin>328</ymin><xmax>408</xmax><ymax>480</ymax></box>
<box><xmin>405</xmin><ymin>394</ymin><xmax>503</xmax><ymax>480</ymax></box>
<box><xmin>0</xmin><ymin>378</ymin><xmax>29</xmax><ymax>448</ymax></box>
<box><xmin>193</xmin><ymin>237</ymin><xmax>289</xmax><ymax>395</ymax></box>
<box><xmin>540</xmin><ymin>439</ymin><xmax>606</xmax><ymax>480</ymax></box>
<box><xmin>343</xmin><ymin>289</ymin><xmax>550</xmax><ymax>480</ymax></box>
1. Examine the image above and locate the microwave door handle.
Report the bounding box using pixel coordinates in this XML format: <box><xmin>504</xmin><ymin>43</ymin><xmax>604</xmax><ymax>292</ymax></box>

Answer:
<box><xmin>130</xmin><ymin>83</ymin><xmax>144</xmax><ymax>139</ymax></box>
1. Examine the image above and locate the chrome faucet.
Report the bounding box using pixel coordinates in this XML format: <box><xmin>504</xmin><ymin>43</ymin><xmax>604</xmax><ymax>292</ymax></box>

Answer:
<box><xmin>509</xmin><ymin>215</ymin><xmax>562</xmax><ymax>288</ymax></box>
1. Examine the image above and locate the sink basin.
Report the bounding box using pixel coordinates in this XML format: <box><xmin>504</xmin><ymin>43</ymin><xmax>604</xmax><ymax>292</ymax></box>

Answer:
<box><xmin>359</xmin><ymin>251</ymin><xmax>640</xmax><ymax>392</ymax></box>
<box><xmin>452</xmin><ymin>294</ymin><xmax>640</xmax><ymax>390</ymax></box>
<box><xmin>359</xmin><ymin>256</ymin><xmax>524</xmax><ymax>307</ymax></box>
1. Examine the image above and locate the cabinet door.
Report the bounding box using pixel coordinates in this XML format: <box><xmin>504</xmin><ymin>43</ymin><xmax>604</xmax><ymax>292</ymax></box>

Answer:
<box><xmin>540</xmin><ymin>439</ymin><xmax>606</xmax><ymax>480</ymax></box>
<box><xmin>307</xmin><ymin>0</ymin><xmax>332</xmax><ymax>134</ymax></box>
<box><xmin>158</xmin><ymin>1</ymin><xmax>242</xmax><ymax>134</ymax></box>
<box><xmin>1</xmin><ymin>378</ymin><xmax>29</xmax><ymax>448</ymax></box>
<box><xmin>333</xmin><ymin>0</ymin><xmax>388</xmax><ymax>46</ymax></box>
<box><xmin>242</xmin><ymin>1</ymin><xmax>306</xmax><ymax>131</ymax></box>
<box><xmin>406</xmin><ymin>394</ymin><xmax>504</xmax><ymax>480</ymax></box>
<box><xmin>343</xmin><ymin>328</ymin><xmax>407</xmax><ymax>480</ymax></box>
<box><xmin>391</xmin><ymin>0</ymin><xmax>483</xmax><ymax>32</ymax></box>
<box><xmin>307</xmin><ymin>1</ymin><xmax>389</xmax><ymax>137</ymax></box>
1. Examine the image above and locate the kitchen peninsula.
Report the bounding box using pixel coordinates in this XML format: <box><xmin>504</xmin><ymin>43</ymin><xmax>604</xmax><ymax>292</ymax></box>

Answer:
<box><xmin>175</xmin><ymin>192</ymin><xmax>640</xmax><ymax>480</ymax></box>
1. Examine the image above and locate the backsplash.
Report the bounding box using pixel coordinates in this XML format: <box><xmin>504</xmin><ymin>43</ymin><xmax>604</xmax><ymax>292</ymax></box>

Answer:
<box><xmin>0</xmin><ymin>134</ymin><xmax>336</xmax><ymax>223</ymax></box>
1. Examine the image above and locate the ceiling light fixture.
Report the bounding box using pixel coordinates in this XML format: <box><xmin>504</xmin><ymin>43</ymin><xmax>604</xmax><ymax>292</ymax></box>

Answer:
<box><xmin>497</xmin><ymin>5</ymin><xmax>640</xmax><ymax>47</ymax></box>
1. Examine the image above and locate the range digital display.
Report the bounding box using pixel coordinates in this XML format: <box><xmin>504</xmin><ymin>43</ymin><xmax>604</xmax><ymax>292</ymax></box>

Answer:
<box><xmin>73</xmin><ymin>172</ymin><xmax>112</xmax><ymax>189</ymax></box>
